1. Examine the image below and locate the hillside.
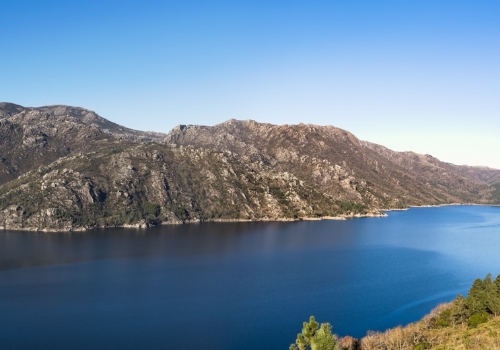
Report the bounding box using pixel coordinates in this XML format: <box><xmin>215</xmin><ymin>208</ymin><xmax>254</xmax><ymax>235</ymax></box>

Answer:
<box><xmin>0</xmin><ymin>103</ymin><xmax>166</xmax><ymax>186</ymax></box>
<box><xmin>0</xmin><ymin>103</ymin><xmax>499</xmax><ymax>231</ymax></box>
<box><xmin>166</xmin><ymin>120</ymin><xmax>496</xmax><ymax>207</ymax></box>
<box><xmin>291</xmin><ymin>274</ymin><xmax>500</xmax><ymax>350</ymax></box>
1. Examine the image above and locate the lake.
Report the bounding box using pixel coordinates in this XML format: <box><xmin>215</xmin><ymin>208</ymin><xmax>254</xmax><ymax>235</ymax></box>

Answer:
<box><xmin>1</xmin><ymin>205</ymin><xmax>499</xmax><ymax>349</ymax></box>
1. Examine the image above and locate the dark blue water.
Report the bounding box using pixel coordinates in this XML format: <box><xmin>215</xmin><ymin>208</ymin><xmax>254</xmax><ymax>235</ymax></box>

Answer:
<box><xmin>1</xmin><ymin>206</ymin><xmax>499</xmax><ymax>349</ymax></box>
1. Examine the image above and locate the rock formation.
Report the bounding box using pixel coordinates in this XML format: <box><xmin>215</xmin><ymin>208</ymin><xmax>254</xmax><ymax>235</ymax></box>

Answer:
<box><xmin>0</xmin><ymin>104</ymin><xmax>498</xmax><ymax>231</ymax></box>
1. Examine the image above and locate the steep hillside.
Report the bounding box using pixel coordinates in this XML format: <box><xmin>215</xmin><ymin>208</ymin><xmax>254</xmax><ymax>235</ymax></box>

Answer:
<box><xmin>0</xmin><ymin>104</ymin><xmax>166</xmax><ymax>185</ymax></box>
<box><xmin>166</xmin><ymin>120</ymin><xmax>496</xmax><ymax>208</ymax></box>
<box><xmin>1</xmin><ymin>142</ymin><xmax>373</xmax><ymax>231</ymax></box>
<box><xmin>0</xmin><ymin>104</ymin><xmax>499</xmax><ymax>231</ymax></box>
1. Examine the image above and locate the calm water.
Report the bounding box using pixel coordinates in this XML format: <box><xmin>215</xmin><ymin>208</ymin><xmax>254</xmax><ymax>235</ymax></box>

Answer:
<box><xmin>1</xmin><ymin>206</ymin><xmax>500</xmax><ymax>349</ymax></box>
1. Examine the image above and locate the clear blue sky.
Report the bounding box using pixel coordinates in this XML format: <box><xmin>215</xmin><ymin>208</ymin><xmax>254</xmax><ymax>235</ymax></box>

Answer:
<box><xmin>1</xmin><ymin>0</ymin><xmax>499</xmax><ymax>168</ymax></box>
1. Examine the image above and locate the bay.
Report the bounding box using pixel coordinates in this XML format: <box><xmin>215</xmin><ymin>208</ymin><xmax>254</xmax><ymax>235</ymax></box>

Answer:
<box><xmin>0</xmin><ymin>205</ymin><xmax>499</xmax><ymax>349</ymax></box>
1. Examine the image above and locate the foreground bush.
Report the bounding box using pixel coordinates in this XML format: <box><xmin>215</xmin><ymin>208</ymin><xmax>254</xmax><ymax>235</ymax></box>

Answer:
<box><xmin>290</xmin><ymin>316</ymin><xmax>337</xmax><ymax>350</ymax></box>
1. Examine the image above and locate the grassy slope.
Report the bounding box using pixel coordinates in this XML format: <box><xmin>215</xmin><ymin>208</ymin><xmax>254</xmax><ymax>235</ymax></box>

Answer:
<box><xmin>358</xmin><ymin>311</ymin><xmax>500</xmax><ymax>350</ymax></box>
<box><xmin>298</xmin><ymin>275</ymin><xmax>500</xmax><ymax>350</ymax></box>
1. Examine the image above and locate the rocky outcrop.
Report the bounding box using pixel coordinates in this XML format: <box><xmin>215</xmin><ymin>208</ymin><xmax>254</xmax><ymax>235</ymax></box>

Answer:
<box><xmin>0</xmin><ymin>143</ymin><xmax>382</xmax><ymax>231</ymax></box>
<box><xmin>0</xmin><ymin>103</ymin><xmax>499</xmax><ymax>231</ymax></box>
<box><xmin>0</xmin><ymin>104</ymin><xmax>167</xmax><ymax>186</ymax></box>
<box><xmin>166</xmin><ymin>120</ymin><xmax>496</xmax><ymax>208</ymax></box>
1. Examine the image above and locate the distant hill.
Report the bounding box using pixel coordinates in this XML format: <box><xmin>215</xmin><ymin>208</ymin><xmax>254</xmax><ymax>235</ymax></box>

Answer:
<box><xmin>0</xmin><ymin>103</ymin><xmax>498</xmax><ymax>231</ymax></box>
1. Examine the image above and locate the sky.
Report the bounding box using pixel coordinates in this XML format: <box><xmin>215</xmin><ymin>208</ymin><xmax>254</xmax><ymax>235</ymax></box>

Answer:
<box><xmin>1</xmin><ymin>0</ymin><xmax>499</xmax><ymax>168</ymax></box>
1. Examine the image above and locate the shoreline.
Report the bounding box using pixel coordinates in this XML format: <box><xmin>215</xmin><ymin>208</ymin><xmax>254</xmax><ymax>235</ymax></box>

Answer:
<box><xmin>0</xmin><ymin>211</ymin><xmax>387</xmax><ymax>233</ymax></box>
<box><xmin>2</xmin><ymin>203</ymin><xmax>498</xmax><ymax>233</ymax></box>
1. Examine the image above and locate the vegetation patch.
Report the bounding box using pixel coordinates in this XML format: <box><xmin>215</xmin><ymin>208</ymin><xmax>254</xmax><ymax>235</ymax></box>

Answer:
<box><xmin>292</xmin><ymin>274</ymin><xmax>500</xmax><ymax>349</ymax></box>
<box><xmin>491</xmin><ymin>183</ymin><xmax>500</xmax><ymax>204</ymax></box>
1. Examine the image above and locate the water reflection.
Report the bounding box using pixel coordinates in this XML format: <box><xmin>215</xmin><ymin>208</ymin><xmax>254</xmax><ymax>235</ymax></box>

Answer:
<box><xmin>0</xmin><ymin>220</ymin><xmax>361</xmax><ymax>272</ymax></box>
<box><xmin>0</xmin><ymin>206</ymin><xmax>500</xmax><ymax>349</ymax></box>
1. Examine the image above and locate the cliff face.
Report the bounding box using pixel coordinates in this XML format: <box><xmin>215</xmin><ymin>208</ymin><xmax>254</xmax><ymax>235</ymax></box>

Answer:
<box><xmin>0</xmin><ymin>104</ymin><xmax>498</xmax><ymax>231</ymax></box>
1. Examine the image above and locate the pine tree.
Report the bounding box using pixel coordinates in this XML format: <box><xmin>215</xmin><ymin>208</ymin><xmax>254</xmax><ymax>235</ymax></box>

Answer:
<box><xmin>465</xmin><ymin>278</ymin><xmax>488</xmax><ymax>315</ymax></box>
<box><xmin>486</xmin><ymin>274</ymin><xmax>500</xmax><ymax>316</ymax></box>
<box><xmin>290</xmin><ymin>316</ymin><xmax>337</xmax><ymax>350</ymax></box>
<box><xmin>311</xmin><ymin>323</ymin><xmax>337</xmax><ymax>350</ymax></box>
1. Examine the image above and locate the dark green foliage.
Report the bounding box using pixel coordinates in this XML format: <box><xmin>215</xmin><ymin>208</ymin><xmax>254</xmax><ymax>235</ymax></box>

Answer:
<box><xmin>431</xmin><ymin>308</ymin><xmax>452</xmax><ymax>328</ymax></box>
<box><xmin>269</xmin><ymin>186</ymin><xmax>298</xmax><ymax>218</ymax></box>
<box><xmin>429</xmin><ymin>273</ymin><xmax>500</xmax><ymax>330</ymax></box>
<box><xmin>430</xmin><ymin>295</ymin><xmax>469</xmax><ymax>327</ymax></box>
<box><xmin>269</xmin><ymin>186</ymin><xmax>288</xmax><ymax>204</ymax></box>
<box><xmin>119</xmin><ymin>209</ymin><xmax>142</xmax><ymax>225</ymax></box>
<box><xmin>290</xmin><ymin>316</ymin><xmax>337</xmax><ymax>350</ymax></box>
<box><xmin>468</xmin><ymin>312</ymin><xmax>489</xmax><ymax>328</ymax></box>
<box><xmin>172</xmin><ymin>203</ymin><xmax>190</xmax><ymax>221</ymax></box>
<box><xmin>465</xmin><ymin>274</ymin><xmax>500</xmax><ymax>317</ymax></box>
<box><xmin>495</xmin><ymin>274</ymin><xmax>500</xmax><ymax>296</ymax></box>
<box><xmin>449</xmin><ymin>294</ymin><xmax>469</xmax><ymax>325</ymax></box>
<box><xmin>141</xmin><ymin>201</ymin><xmax>160</xmax><ymax>219</ymax></box>
<box><xmin>465</xmin><ymin>278</ymin><xmax>489</xmax><ymax>315</ymax></box>
<box><xmin>335</xmin><ymin>200</ymin><xmax>367</xmax><ymax>215</ymax></box>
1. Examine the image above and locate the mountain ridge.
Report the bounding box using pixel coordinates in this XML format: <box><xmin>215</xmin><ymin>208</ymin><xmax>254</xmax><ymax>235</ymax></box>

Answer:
<box><xmin>0</xmin><ymin>103</ymin><xmax>498</xmax><ymax>231</ymax></box>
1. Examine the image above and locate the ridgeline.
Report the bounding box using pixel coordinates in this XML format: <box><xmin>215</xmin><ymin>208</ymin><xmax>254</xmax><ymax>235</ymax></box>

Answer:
<box><xmin>1</xmin><ymin>103</ymin><xmax>500</xmax><ymax>231</ymax></box>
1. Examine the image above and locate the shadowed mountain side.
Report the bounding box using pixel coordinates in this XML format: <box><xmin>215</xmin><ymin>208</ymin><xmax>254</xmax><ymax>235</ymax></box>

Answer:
<box><xmin>0</xmin><ymin>103</ymin><xmax>25</xmax><ymax>118</ymax></box>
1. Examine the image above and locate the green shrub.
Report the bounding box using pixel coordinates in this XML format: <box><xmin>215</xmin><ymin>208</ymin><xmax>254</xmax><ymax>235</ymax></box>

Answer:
<box><xmin>468</xmin><ymin>312</ymin><xmax>488</xmax><ymax>328</ymax></box>
<box><xmin>173</xmin><ymin>203</ymin><xmax>190</xmax><ymax>221</ymax></box>
<box><xmin>141</xmin><ymin>201</ymin><xmax>160</xmax><ymax>218</ymax></box>
<box><xmin>431</xmin><ymin>309</ymin><xmax>452</xmax><ymax>328</ymax></box>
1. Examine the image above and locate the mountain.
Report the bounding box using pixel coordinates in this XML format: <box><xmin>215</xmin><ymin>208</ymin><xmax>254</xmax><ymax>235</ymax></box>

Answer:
<box><xmin>165</xmin><ymin>120</ymin><xmax>495</xmax><ymax>207</ymax></box>
<box><xmin>0</xmin><ymin>103</ymin><xmax>166</xmax><ymax>185</ymax></box>
<box><xmin>0</xmin><ymin>103</ymin><xmax>498</xmax><ymax>231</ymax></box>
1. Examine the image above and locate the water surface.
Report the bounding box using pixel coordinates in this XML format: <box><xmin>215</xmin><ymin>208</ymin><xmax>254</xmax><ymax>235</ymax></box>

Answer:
<box><xmin>1</xmin><ymin>206</ymin><xmax>499</xmax><ymax>349</ymax></box>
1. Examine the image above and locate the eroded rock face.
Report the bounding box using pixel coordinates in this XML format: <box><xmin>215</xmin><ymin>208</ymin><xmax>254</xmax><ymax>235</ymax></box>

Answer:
<box><xmin>0</xmin><ymin>103</ymin><xmax>499</xmax><ymax>231</ymax></box>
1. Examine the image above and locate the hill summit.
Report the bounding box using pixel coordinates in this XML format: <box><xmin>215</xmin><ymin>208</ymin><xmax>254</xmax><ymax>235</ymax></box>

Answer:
<box><xmin>0</xmin><ymin>103</ymin><xmax>499</xmax><ymax>231</ymax></box>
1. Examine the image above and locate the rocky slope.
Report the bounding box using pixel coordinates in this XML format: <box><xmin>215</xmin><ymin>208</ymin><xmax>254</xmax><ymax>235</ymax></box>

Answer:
<box><xmin>0</xmin><ymin>103</ymin><xmax>499</xmax><ymax>231</ymax></box>
<box><xmin>166</xmin><ymin>120</ymin><xmax>495</xmax><ymax>207</ymax></box>
<box><xmin>0</xmin><ymin>103</ymin><xmax>166</xmax><ymax>184</ymax></box>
